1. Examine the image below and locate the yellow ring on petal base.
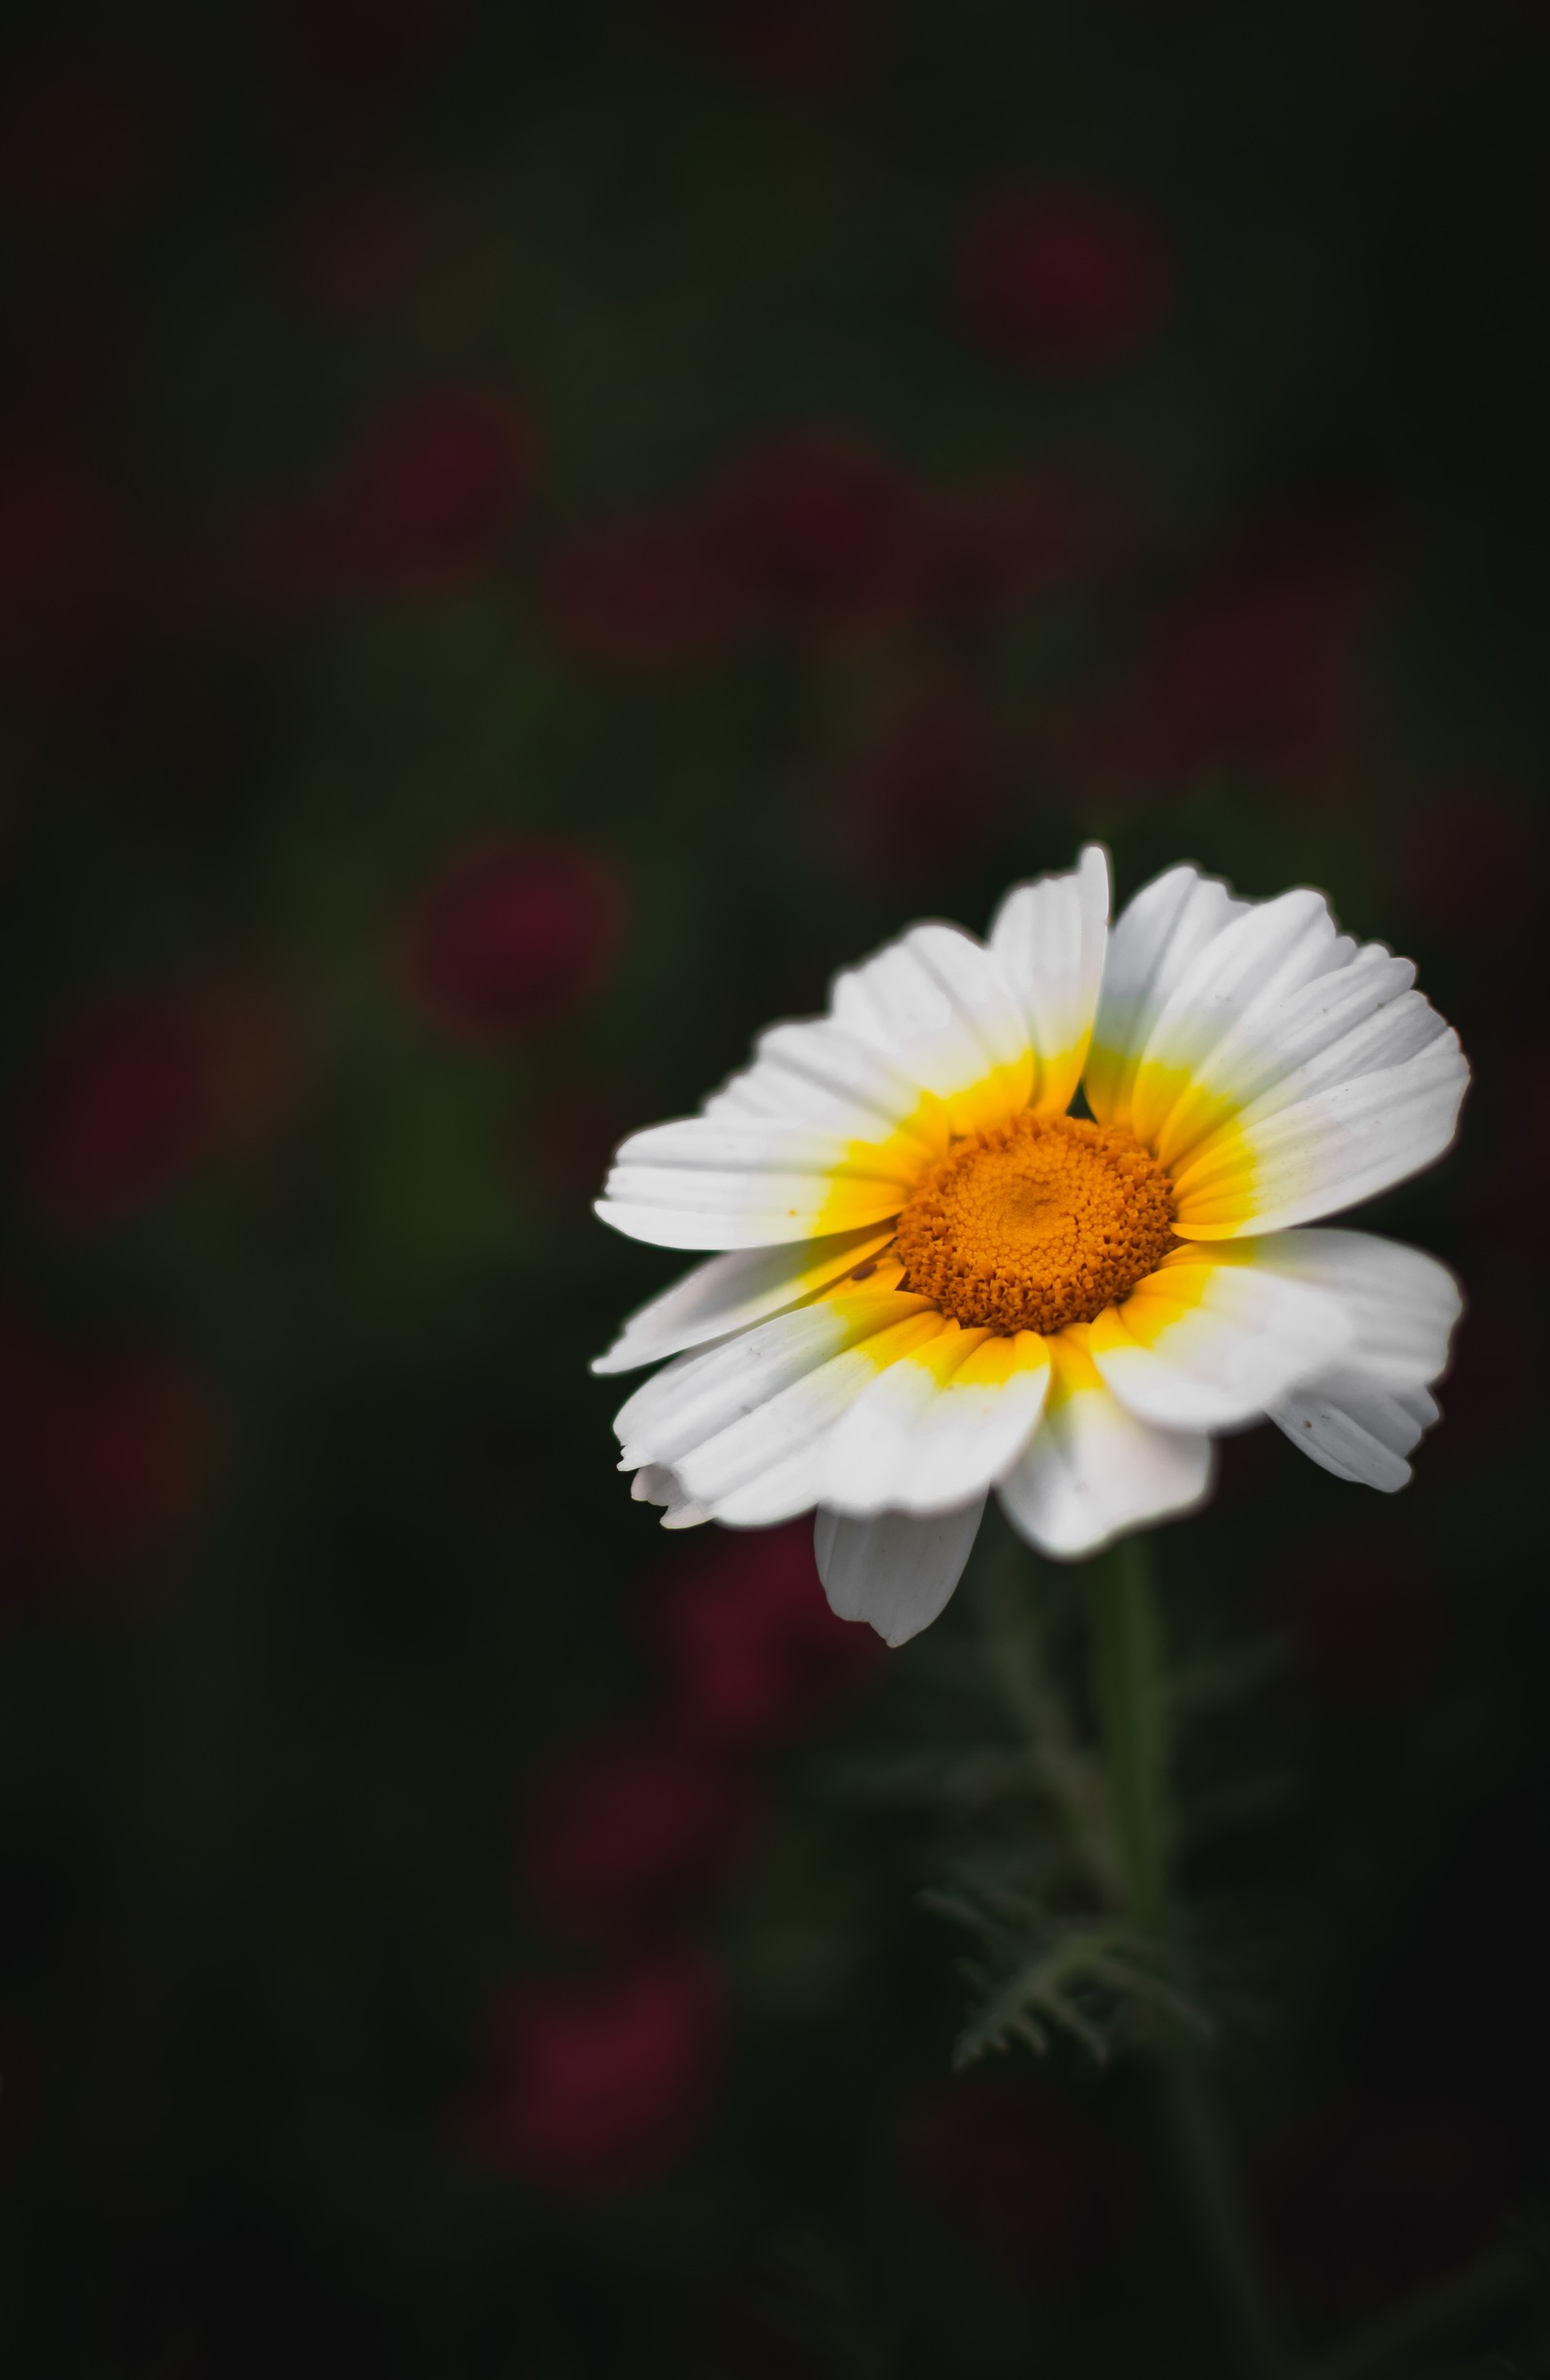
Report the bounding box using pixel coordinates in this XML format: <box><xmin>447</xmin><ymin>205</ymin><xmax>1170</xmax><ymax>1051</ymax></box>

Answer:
<box><xmin>894</xmin><ymin>1113</ymin><xmax>1178</xmax><ymax>1334</ymax></box>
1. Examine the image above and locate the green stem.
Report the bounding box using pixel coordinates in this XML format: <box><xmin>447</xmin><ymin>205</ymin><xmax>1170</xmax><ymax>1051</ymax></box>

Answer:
<box><xmin>973</xmin><ymin>1537</ymin><xmax>1126</xmax><ymax>1904</ymax></box>
<box><xmin>1091</xmin><ymin>1533</ymin><xmax>1170</xmax><ymax>1933</ymax></box>
<box><xmin>1090</xmin><ymin>1535</ymin><xmax>1291</xmax><ymax>2380</ymax></box>
<box><xmin>1310</xmin><ymin>2241</ymin><xmax>1535</xmax><ymax>2380</ymax></box>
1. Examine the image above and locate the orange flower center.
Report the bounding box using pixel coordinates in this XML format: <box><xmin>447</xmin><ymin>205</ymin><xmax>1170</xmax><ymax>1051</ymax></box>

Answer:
<box><xmin>893</xmin><ymin>1112</ymin><xmax>1177</xmax><ymax>1333</ymax></box>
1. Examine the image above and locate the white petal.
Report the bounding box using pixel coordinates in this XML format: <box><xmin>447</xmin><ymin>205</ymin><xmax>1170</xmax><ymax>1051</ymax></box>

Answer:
<box><xmin>613</xmin><ymin>1276</ymin><xmax>918</xmax><ymax>1468</ymax></box>
<box><xmin>1169</xmin><ymin>1029</ymin><xmax>1468</xmax><ymax>1237</ymax></box>
<box><xmin>814</xmin><ymin>1497</ymin><xmax>986</xmax><ymax>1645</ymax></box>
<box><xmin>987</xmin><ymin>844</ymin><xmax>1110</xmax><ymax>1118</ymax></box>
<box><xmin>614</xmin><ymin>1284</ymin><xmax>947</xmax><ymax>1528</ymax></box>
<box><xmin>596</xmin><ymin>910</ymin><xmax>1040</xmax><ymax>1257</ymax></box>
<box><xmin>630</xmin><ymin>1465</ymin><xmax>710</xmax><ymax>1528</ymax></box>
<box><xmin>829</xmin><ymin>922</ymin><xmax>1035</xmax><ymax>1137</ymax></box>
<box><xmin>1261</xmin><ymin>1229</ymin><xmax>1460</xmax><ymax>1490</ymax></box>
<box><xmin>1088</xmin><ymin>1240</ymin><xmax>1353</xmax><ymax>1431</ymax></box>
<box><xmin>1083</xmin><ymin>870</ymin><xmax>1469</xmax><ymax>1238</ymax></box>
<box><xmin>701</xmin><ymin>1016</ymin><xmax>947</xmax><ymax>1157</ymax></box>
<box><xmin>592</xmin><ymin>1224</ymin><xmax>897</xmax><ymax>1375</ymax></box>
<box><xmin>1085</xmin><ymin>862</ymin><xmax>1250</xmax><ymax>1127</ymax></box>
<box><xmin>1143</xmin><ymin>944</ymin><xmax>1419</xmax><ymax>1170</ymax></box>
<box><xmin>1121</xmin><ymin>886</ymin><xmax>1362</xmax><ymax>1154</ymax></box>
<box><xmin>690</xmin><ymin>1307</ymin><xmax>950</xmax><ymax>1526</ymax></box>
<box><xmin>997</xmin><ymin>1330</ymin><xmax>1215</xmax><ymax>1560</ymax></box>
<box><xmin>822</xmin><ymin>1327</ymin><xmax>1052</xmax><ymax>1516</ymax></box>
<box><xmin>598</xmin><ymin>1117</ymin><xmax>921</xmax><ymax>1249</ymax></box>
<box><xmin>1233</xmin><ymin>1229</ymin><xmax>1462</xmax><ymax>1387</ymax></box>
<box><xmin>1270</xmin><ymin>1374</ymin><xmax>1441</xmax><ymax>1490</ymax></box>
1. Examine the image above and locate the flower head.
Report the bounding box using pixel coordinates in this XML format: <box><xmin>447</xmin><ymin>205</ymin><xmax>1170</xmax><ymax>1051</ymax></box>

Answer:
<box><xmin>595</xmin><ymin>853</ymin><xmax>1467</xmax><ymax>1644</ymax></box>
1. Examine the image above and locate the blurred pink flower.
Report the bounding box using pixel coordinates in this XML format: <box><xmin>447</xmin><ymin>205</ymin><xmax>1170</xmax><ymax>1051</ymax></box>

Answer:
<box><xmin>520</xmin><ymin>1723</ymin><xmax>761</xmax><ymax>1944</ymax></box>
<box><xmin>317</xmin><ymin>384</ymin><xmax>535</xmax><ymax>595</ymax></box>
<box><xmin>404</xmin><ymin>835</ymin><xmax>625</xmax><ymax>1039</ymax></box>
<box><xmin>706</xmin><ymin>430</ymin><xmax>928</xmax><ymax>637</ymax></box>
<box><xmin>464</xmin><ymin>1947</ymin><xmax>724</xmax><ymax>2191</ymax></box>
<box><xmin>957</xmin><ymin>188</ymin><xmax>1173</xmax><ymax>374</ymax></box>
<box><xmin>647</xmin><ymin>1519</ymin><xmax>882</xmax><ymax>1749</ymax></box>
<box><xmin>542</xmin><ymin>507</ymin><xmax>747</xmax><ymax>673</ymax></box>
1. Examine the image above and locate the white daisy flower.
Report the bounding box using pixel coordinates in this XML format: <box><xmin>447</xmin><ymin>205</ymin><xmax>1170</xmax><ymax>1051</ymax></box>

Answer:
<box><xmin>594</xmin><ymin>851</ymin><xmax>1467</xmax><ymax>1645</ymax></box>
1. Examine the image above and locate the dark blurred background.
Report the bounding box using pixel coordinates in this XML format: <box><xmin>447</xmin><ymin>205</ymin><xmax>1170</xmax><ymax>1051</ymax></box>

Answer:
<box><xmin>2</xmin><ymin>4</ymin><xmax>1547</xmax><ymax>2374</ymax></box>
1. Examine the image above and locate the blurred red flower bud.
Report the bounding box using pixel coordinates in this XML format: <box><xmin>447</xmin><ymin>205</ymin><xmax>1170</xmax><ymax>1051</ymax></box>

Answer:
<box><xmin>542</xmin><ymin>509</ymin><xmax>747</xmax><ymax>673</ymax></box>
<box><xmin>646</xmin><ymin>1519</ymin><xmax>882</xmax><ymax>1749</ymax></box>
<box><xmin>957</xmin><ymin>189</ymin><xmax>1173</xmax><ymax>374</ymax></box>
<box><xmin>464</xmin><ymin>1947</ymin><xmax>724</xmax><ymax>2191</ymax></box>
<box><xmin>317</xmin><ymin>384</ymin><xmax>535</xmax><ymax>595</ymax></box>
<box><xmin>23</xmin><ymin>1000</ymin><xmax>215</xmax><ymax>1229</ymax></box>
<box><xmin>520</xmin><ymin>1724</ymin><xmax>761</xmax><ymax>1943</ymax></box>
<box><xmin>706</xmin><ymin>431</ymin><xmax>927</xmax><ymax>636</ymax></box>
<box><xmin>904</xmin><ymin>2078</ymin><xmax>1123</xmax><ymax>2267</ymax></box>
<box><xmin>404</xmin><ymin>836</ymin><xmax>625</xmax><ymax>1039</ymax></box>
